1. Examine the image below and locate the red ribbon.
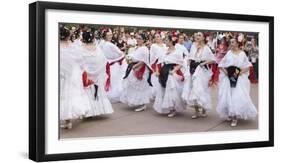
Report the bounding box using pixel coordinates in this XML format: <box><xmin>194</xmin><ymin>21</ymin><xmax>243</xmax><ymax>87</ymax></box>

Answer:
<box><xmin>82</xmin><ymin>71</ymin><xmax>94</xmax><ymax>87</ymax></box>
<box><xmin>249</xmin><ymin>66</ymin><xmax>258</xmax><ymax>83</ymax></box>
<box><xmin>134</xmin><ymin>64</ymin><xmax>146</xmax><ymax>80</ymax></box>
<box><xmin>151</xmin><ymin>63</ymin><xmax>157</xmax><ymax>72</ymax></box>
<box><xmin>151</xmin><ymin>59</ymin><xmax>158</xmax><ymax>72</ymax></box>
<box><xmin>105</xmin><ymin>57</ymin><xmax>124</xmax><ymax>91</ymax></box>
<box><xmin>210</xmin><ymin>63</ymin><xmax>219</xmax><ymax>86</ymax></box>
<box><xmin>176</xmin><ymin>69</ymin><xmax>185</xmax><ymax>81</ymax></box>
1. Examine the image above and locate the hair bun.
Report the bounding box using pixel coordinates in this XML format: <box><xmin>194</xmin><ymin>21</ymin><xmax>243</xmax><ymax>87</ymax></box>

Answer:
<box><xmin>59</xmin><ymin>25</ymin><xmax>70</xmax><ymax>41</ymax></box>
<box><xmin>82</xmin><ymin>31</ymin><xmax>94</xmax><ymax>43</ymax></box>
<box><xmin>139</xmin><ymin>33</ymin><xmax>148</xmax><ymax>42</ymax></box>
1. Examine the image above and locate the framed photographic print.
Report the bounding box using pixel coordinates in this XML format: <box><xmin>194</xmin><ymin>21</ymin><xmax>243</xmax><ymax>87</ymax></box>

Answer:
<box><xmin>29</xmin><ymin>1</ymin><xmax>274</xmax><ymax>162</ymax></box>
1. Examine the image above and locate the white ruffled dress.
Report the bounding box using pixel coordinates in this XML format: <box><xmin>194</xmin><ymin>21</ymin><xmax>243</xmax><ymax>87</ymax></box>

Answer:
<box><xmin>99</xmin><ymin>41</ymin><xmax>127</xmax><ymax>102</ymax></box>
<box><xmin>81</xmin><ymin>46</ymin><xmax>114</xmax><ymax>117</ymax></box>
<box><xmin>60</xmin><ymin>43</ymin><xmax>91</xmax><ymax>121</ymax></box>
<box><xmin>153</xmin><ymin>49</ymin><xmax>185</xmax><ymax>114</ymax></box>
<box><xmin>149</xmin><ymin>43</ymin><xmax>167</xmax><ymax>97</ymax></box>
<box><xmin>216</xmin><ymin>50</ymin><xmax>257</xmax><ymax>119</ymax></box>
<box><xmin>120</xmin><ymin>46</ymin><xmax>152</xmax><ymax>106</ymax></box>
<box><xmin>181</xmin><ymin>45</ymin><xmax>215</xmax><ymax>111</ymax></box>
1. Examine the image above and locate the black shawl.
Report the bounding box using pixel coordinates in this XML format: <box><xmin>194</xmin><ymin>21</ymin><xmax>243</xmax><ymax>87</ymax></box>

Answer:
<box><xmin>189</xmin><ymin>60</ymin><xmax>208</xmax><ymax>75</ymax></box>
<box><xmin>226</xmin><ymin>66</ymin><xmax>241</xmax><ymax>88</ymax></box>
<box><xmin>159</xmin><ymin>64</ymin><xmax>176</xmax><ymax>88</ymax></box>
<box><xmin>123</xmin><ymin>62</ymin><xmax>153</xmax><ymax>87</ymax></box>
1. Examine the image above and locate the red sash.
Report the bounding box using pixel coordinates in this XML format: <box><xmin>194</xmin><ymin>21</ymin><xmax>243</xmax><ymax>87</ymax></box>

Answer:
<box><xmin>82</xmin><ymin>71</ymin><xmax>94</xmax><ymax>87</ymax></box>
<box><xmin>134</xmin><ymin>64</ymin><xmax>146</xmax><ymax>80</ymax></box>
<box><xmin>249</xmin><ymin>66</ymin><xmax>258</xmax><ymax>83</ymax></box>
<box><xmin>151</xmin><ymin>59</ymin><xmax>158</xmax><ymax>72</ymax></box>
<box><xmin>105</xmin><ymin>57</ymin><xmax>124</xmax><ymax>91</ymax></box>
<box><xmin>210</xmin><ymin>63</ymin><xmax>219</xmax><ymax>86</ymax></box>
<box><xmin>175</xmin><ymin>69</ymin><xmax>185</xmax><ymax>81</ymax></box>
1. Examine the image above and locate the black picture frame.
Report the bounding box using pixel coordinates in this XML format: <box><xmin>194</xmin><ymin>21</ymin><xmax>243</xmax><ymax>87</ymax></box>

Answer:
<box><xmin>29</xmin><ymin>1</ymin><xmax>274</xmax><ymax>162</ymax></box>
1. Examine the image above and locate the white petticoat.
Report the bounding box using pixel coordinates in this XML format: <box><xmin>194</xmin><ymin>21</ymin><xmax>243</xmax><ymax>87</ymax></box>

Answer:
<box><xmin>216</xmin><ymin>72</ymin><xmax>257</xmax><ymax>120</ymax></box>
<box><xmin>106</xmin><ymin>62</ymin><xmax>127</xmax><ymax>102</ymax></box>
<box><xmin>153</xmin><ymin>74</ymin><xmax>185</xmax><ymax>114</ymax></box>
<box><xmin>60</xmin><ymin>64</ymin><xmax>91</xmax><ymax>121</ymax></box>
<box><xmin>120</xmin><ymin>69</ymin><xmax>152</xmax><ymax>106</ymax></box>
<box><xmin>150</xmin><ymin>73</ymin><xmax>160</xmax><ymax>98</ymax></box>
<box><xmin>84</xmin><ymin>79</ymin><xmax>114</xmax><ymax>117</ymax></box>
<box><xmin>182</xmin><ymin>66</ymin><xmax>213</xmax><ymax>111</ymax></box>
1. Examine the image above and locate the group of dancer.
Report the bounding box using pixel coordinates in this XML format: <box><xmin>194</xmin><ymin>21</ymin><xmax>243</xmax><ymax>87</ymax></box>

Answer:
<box><xmin>59</xmin><ymin>25</ymin><xmax>257</xmax><ymax>129</ymax></box>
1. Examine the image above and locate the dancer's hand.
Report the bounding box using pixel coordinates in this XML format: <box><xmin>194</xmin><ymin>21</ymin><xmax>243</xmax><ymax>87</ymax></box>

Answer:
<box><xmin>169</xmin><ymin>70</ymin><xmax>175</xmax><ymax>74</ymax></box>
<box><xmin>221</xmin><ymin>68</ymin><xmax>228</xmax><ymax>75</ymax></box>
<box><xmin>155</xmin><ymin>71</ymin><xmax>160</xmax><ymax>76</ymax></box>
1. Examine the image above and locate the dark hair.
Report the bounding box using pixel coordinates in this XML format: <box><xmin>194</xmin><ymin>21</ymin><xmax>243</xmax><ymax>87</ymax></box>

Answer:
<box><xmin>59</xmin><ymin>26</ymin><xmax>70</xmax><ymax>41</ymax></box>
<box><xmin>167</xmin><ymin>35</ymin><xmax>177</xmax><ymax>46</ymax></box>
<box><xmin>102</xmin><ymin>29</ymin><xmax>111</xmax><ymax>39</ymax></box>
<box><xmin>196</xmin><ymin>32</ymin><xmax>208</xmax><ymax>44</ymax></box>
<box><xmin>82</xmin><ymin>31</ymin><xmax>94</xmax><ymax>43</ymax></box>
<box><xmin>139</xmin><ymin>33</ymin><xmax>148</xmax><ymax>43</ymax></box>
<box><xmin>70</xmin><ymin>29</ymin><xmax>80</xmax><ymax>42</ymax></box>
<box><xmin>203</xmin><ymin>32</ymin><xmax>209</xmax><ymax>44</ymax></box>
<box><xmin>230</xmin><ymin>36</ymin><xmax>243</xmax><ymax>48</ymax></box>
<box><xmin>153</xmin><ymin>32</ymin><xmax>161</xmax><ymax>40</ymax></box>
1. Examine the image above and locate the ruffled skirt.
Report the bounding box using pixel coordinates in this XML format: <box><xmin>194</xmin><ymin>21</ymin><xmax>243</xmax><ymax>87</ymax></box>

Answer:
<box><xmin>182</xmin><ymin>66</ymin><xmax>213</xmax><ymax>110</ymax></box>
<box><xmin>150</xmin><ymin>73</ymin><xmax>161</xmax><ymax>99</ymax></box>
<box><xmin>120</xmin><ymin>69</ymin><xmax>152</xmax><ymax>106</ymax></box>
<box><xmin>216</xmin><ymin>72</ymin><xmax>257</xmax><ymax>119</ymax></box>
<box><xmin>84</xmin><ymin>77</ymin><xmax>114</xmax><ymax>117</ymax></box>
<box><xmin>153</xmin><ymin>74</ymin><xmax>185</xmax><ymax>114</ymax></box>
<box><xmin>106</xmin><ymin>62</ymin><xmax>127</xmax><ymax>102</ymax></box>
<box><xmin>60</xmin><ymin>66</ymin><xmax>91</xmax><ymax>121</ymax></box>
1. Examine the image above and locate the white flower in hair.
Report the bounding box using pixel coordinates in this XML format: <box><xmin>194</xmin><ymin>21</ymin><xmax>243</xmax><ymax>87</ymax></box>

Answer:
<box><xmin>238</xmin><ymin>33</ymin><xmax>244</xmax><ymax>42</ymax></box>
<box><xmin>218</xmin><ymin>34</ymin><xmax>225</xmax><ymax>40</ymax></box>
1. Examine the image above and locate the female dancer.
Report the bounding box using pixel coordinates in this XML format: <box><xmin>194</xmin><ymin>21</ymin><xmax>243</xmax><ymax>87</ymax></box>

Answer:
<box><xmin>182</xmin><ymin>32</ymin><xmax>216</xmax><ymax>119</ymax></box>
<box><xmin>120</xmin><ymin>33</ymin><xmax>153</xmax><ymax>112</ymax></box>
<box><xmin>217</xmin><ymin>37</ymin><xmax>257</xmax><ymax>127</ymax></box>
<box><xmin>80</xmin><ymin>31</ymin><xmax>114</xmax><ymax>117</ymax></box>
<box><xmin>99</xmin><ymin>29</ymin><xmax>126</xmax><ymax>103</ymax></box>
<box><xmin>59</xmin><ymin>26</ymin><xmax>90</xmax><ymax>129</ymax></box>
<box><xmin>211</xmin><ymin>37</ymin><xmax>228</xmax><ymax>85</ymax></box>
<box><xmin>153</xmin><ymin>35</ymin><xmax>185</xmax><ymax>117</ymax></box>
<box><xmin>150</xmin><ymin>33</ymin><xmax>167</xmax><ymax>97</ymax></box>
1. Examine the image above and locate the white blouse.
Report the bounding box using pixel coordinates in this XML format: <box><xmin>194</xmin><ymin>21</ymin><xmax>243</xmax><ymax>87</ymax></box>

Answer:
<box><xmin>164</xmin><ymin>49</ymin><xmax>184</xmax><ymax>66</ymax></box>
<box><xmin>81</xmin><ymin>47</ymin><xmax>107</xmax><ymax>83</ymax></box>
<box><xmin>175</xmin><ymin>43</ymin><xmax>189</xmax><ymax>57</ymax></box>
<box><xmin>150</xmin><ymin>43</ymin><xmax>167</xmax><ymax>64</ymax></box>
<box><xmin>218</xmin><ymin>50</ymin><xmax>252</xmax><ymax>69</ymax></box>
<box><xmin>99</xmin><ymin>41</ymin><xmax>123</xmax><ymax>60</ymax></box>
<box><xmin>131</xmin><ymin>46</ymin><xmax>150</xmax><ymax>66</ymax></box>
<box><xmin>188</xmin><ymin>45</ymin><xmax>215</xmax><ymax>62</ymax></box>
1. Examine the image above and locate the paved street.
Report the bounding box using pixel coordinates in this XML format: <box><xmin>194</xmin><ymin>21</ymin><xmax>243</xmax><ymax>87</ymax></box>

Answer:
<box><xmin>60</xmin><ymin>84</ymin><xmax>258</xmax><ymax>139</ymax></box>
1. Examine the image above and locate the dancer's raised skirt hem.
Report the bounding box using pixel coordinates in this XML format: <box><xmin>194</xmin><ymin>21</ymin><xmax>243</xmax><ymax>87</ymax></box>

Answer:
<box><xmin>154</xmin><ymin>74</ymin><xmax>185</xmax><ymax>114</ymax></box>
<box><xmin>84</xmin><ymin>85</ymin><xmax>114</xmax><ymax>117</ymax></box>
<box><xmin>120</xmin><ymin>71</ymin><xmax>152</xmax><ymax>106</ymax></box>
<box><xmin>182</xmin><ymin>66</ymin><xmax>213</xmax><ymax>111</ymax></box>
